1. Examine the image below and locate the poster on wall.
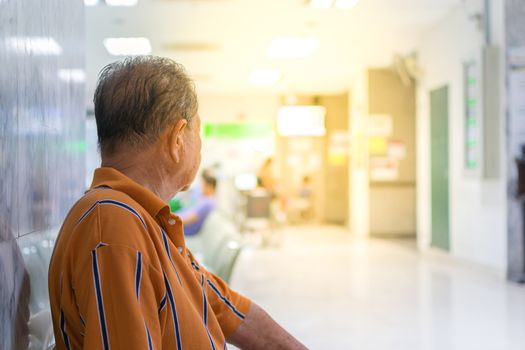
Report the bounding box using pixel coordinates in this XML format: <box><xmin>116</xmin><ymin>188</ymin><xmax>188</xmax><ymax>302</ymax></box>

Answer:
<box><xmin>464</xmin><ymin>59</ymin><xmax>481</xmax><ymax>170</ymax></box>
<box><xmin>328</xmin><ymin>130</ymin><xmax>349</xmax><ymax>166</ymax></box>
<box><xmin>367</xmin><ymin>114</ymin><xmax>393</xmax><ymax>136</ymax></box>
<box><xmin>509</xmin><ymin>47</ymin><xmax>525</xmax><ymax>158</ymax></box>
<box><xmin>370</xmin><ymin>157</ymin><xmax>399</xmax><ymax>181</ymax></box>
<box><xmin>388</xmin><ymin>140</ymin><xmax>406</xmax><ymax>160</ymax></box>
<box><xmin>368</xmin><ymin>137</ymin><xmax>388</xmax><ymax>156</ymax></box>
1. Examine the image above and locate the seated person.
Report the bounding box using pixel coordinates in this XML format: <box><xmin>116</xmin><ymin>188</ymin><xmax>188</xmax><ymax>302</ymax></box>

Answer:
<box><xmin>298</xmin><ymin>175</ymin><xmax>314</xmax><ymax>220</ymax></box>
<box><xmin>178</xmin><ymin>172</ymin><xmax>217</xmax><ymax>236</ymax></box>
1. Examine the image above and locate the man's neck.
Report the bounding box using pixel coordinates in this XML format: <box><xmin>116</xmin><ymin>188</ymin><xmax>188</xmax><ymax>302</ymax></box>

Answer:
<box><xmin>101</xmin><ymin>149</ymin><xmax>177</xmax><ymax>202</ymax></box>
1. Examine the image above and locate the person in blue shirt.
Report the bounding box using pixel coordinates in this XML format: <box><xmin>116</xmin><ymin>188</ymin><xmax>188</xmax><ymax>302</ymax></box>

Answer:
<box><xmin>178</xmin><ymin>172</ymin><xmax>217</xmax><ymax>236</ymax></box>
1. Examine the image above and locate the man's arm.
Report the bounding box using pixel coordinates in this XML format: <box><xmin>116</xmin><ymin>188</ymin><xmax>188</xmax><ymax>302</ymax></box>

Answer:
<box><xmin>227</xmin><ymin>302</ymin><xmax>308</xmax><ymax>350</ymax></box>
<box><xmin>188</xmin><ymin>250</ymin><xmax>307</xmax><ymax>349</ymax></box>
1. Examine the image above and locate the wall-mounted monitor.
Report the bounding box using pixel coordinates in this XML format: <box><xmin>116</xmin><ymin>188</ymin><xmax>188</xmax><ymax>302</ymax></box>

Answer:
<box><xmin>277</xmin><ymin>105</ymin><xmax>326</xmax><ymax>137</ymax></box>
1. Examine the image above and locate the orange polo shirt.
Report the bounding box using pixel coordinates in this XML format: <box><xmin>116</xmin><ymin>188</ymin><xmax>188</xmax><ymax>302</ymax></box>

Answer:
<box><xmin>48</xmin><ymin>167</ymin><xmax>251</xmax><ymax>350</ymax></box>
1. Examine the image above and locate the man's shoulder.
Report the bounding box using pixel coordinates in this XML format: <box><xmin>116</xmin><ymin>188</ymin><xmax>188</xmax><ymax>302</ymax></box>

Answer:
<box><xmin>57</xmin><ymin>187</ymin><xmax>156</xmax><ymax>257</ymax></box>
<box><xmin>64</xmin><ymin>187</ymin><xmax>150</xmax><ymax>231</ymax></box>
<box><xmin>83</xmin><ymin>186</ymin><xmax>137</xmax><ymax>204</ymax></box>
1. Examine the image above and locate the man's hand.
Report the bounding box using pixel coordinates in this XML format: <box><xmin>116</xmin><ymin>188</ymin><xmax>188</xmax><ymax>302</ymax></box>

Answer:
<box><xmin>226</xmin><ymin>302</ymin><xmax>308</xmax><ymax>350</ymax></box>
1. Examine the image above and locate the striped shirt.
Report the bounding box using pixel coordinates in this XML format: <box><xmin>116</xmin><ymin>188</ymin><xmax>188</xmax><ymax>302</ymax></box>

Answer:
<box><xmin>48</xmin><ymin>167</ymin><xmax>251</xmax><ymax>349</ymax></box>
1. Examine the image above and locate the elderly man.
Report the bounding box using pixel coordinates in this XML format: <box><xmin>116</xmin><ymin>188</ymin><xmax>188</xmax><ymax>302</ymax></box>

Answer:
<box><xmin>48</xmin><ymin>56</ymin><xmax>307</xmax><ymax>350</ymax></box>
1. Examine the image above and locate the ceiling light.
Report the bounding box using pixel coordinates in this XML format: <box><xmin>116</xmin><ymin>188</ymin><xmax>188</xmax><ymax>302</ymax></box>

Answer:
<box><xmin>161</xmin><ymin>42</ymin><xmax>221</xmax><ymax>52</ymax></box>
<box><xmin>249</xmin><ymin>69</ymin><xmax>281</xmax><ymax>86</ymax></box>
<box><xmin>58</xmin><ymin>69</ymin><xmax>86</xmax><ymax>83</ymax></box>
<box><xmin>84</xmin><ymin>0</ymin><xmax>99</xmax><ymax>6</ymax></box>
<box><xmin>335</xmin><ymin>0</ymin><xmax>359</xmax><ymax>9</ymax></box>
<box><xmin>6</xmin><ymin>37</ymin><xmax>62</xmax><ymax>55</ymax></box>
<box><xmin>106</xmin><ymin>0</ymin><xmax>138</xmax><ymax>6</ymax></box>
<box><xmin>267</xmin><ymin>37</ymin><xmax>317</xmax><ymax>59</ymax></box>
<box><xmin>309</xmin><ymin>0</ymin><xmax>334</xmax><ymax>9</ymax></box>
<box><xmin>103</xmin><ymin>37</ymin><xmax>152</xmax><ymax>56</ymax></box>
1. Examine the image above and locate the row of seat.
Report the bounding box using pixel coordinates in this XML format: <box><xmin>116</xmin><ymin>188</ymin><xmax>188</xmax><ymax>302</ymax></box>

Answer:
<box><xmin>185</xmin><ymin>210</ymin><xmax>244</xmax><ymax>283</ymax></box>
<box><xmin>17</xmin><ymin>229</ymin><xmax>56</xmax><ymax>349</ymax></box>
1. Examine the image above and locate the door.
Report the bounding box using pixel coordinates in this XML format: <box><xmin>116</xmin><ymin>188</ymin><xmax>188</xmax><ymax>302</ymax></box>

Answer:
<box><xmin>430</xmin><ymin>86</ymin><xmax>450</xmax><ymax>250</ymax></box>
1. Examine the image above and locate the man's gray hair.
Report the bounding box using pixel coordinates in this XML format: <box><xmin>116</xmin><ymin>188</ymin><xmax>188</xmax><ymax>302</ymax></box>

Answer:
<box><xmin>94</xmin><ymin>56</ymin><xmax>198</xmax><ymax>155</ymax></box>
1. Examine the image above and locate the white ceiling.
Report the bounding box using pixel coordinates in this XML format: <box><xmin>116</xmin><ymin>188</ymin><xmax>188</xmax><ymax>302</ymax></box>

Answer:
<box><xmin>86</xmin><ymin>0</ymin><xmax>461</xmax><ymax>98</ymax></box>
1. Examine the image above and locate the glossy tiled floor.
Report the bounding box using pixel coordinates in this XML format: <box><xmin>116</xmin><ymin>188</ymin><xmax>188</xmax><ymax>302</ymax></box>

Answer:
<box><xmin>230</xmin><ymin>226</ymin><xmax>525</xmax><ymax>350</ymax></box>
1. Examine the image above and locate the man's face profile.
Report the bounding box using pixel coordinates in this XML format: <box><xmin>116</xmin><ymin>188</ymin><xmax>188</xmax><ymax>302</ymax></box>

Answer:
<box><xmin>177</xmin><ymin>113</ymin><xmax>202</xmax><ymax>191</ymax></box>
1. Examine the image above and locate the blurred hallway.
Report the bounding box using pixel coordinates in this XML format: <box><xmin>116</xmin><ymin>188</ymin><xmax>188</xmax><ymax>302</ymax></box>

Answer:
<box><xmin>3</xmin><ymin>0</ymin><xmax>525</xmax><ymax>348</ymax></box>
<box><xmin>231</xmin><ymin>226</ymin><xmax>525</xmax><ymax>350</ymax></box>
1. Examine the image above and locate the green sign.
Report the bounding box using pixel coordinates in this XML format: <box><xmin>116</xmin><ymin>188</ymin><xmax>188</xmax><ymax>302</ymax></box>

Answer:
<box><xmin>203</xmin><ymin>122</ymin><xmax>273</xmax><ymax>139</ymax></box>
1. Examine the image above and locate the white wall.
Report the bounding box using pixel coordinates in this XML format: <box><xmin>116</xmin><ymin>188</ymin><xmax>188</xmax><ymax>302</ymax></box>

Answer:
<box><xmin>416</xmin><ymin>2</ymin><xmax>507</xmax><ymax>271</ymax></box>
<box><xmin>350</xmin><ymin>72</ymin><xmax>370</xmax><ymax>236</ymax></box>
<box><xmin>198</xmin><ymin>94</ymin><xmax>280</xmax><ymax>123</ymax></box>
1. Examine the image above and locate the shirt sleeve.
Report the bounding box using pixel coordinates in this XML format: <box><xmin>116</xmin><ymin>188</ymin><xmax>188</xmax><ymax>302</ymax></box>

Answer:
<box><xmin>74</xmin><ymin>244</ymin><xmax>164</xmax><ymax>350</ymax></box>
<box><xmin>188</xmin><ymin>250</ymin><xmax>252</xmax><ymax>337</ymax></box>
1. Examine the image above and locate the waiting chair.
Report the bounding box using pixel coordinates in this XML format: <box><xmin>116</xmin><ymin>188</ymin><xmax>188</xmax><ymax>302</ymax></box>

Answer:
<box><xmin>185</xmin><ymin>211</ymin><xmax>243</xmax><ymax>283</ymax></box>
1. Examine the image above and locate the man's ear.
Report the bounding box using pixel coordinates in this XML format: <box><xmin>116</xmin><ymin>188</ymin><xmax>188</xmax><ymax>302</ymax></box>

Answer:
<box><xmin>168</xmin><ymin>119</ymin><xmax>188</xmax><ymax>163</ymax></box>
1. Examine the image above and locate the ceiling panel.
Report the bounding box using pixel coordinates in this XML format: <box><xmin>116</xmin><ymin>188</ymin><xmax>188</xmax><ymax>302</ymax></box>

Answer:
<box><xmin>85</xmin><ymin>0</ymin><xmax>461</xmax><ymax>97</ymax></box>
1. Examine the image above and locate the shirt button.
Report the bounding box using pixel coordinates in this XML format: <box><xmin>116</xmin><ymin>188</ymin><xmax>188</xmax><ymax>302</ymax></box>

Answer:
<box><xmin>178</xmin><ymin>247</ymin><xmax>183</xmax><ymax>253</ymax></box>
<box><xmin>168</xmin><ymin>218</ymin><xmax>176</xmax><ymax>225</ymax></box>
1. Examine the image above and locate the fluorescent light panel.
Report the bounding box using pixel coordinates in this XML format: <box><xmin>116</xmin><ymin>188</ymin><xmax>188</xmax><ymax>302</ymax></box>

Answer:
<box><xmin>234</xmin><ymin>174</ymin><xmax>258</xmax><ymax>191</ymax></box>
<box><xmin>310</xmin><ymin>0</ymin><xmax>333</xmax><ymax>8</ymax></box>
<box><xmin>106</xmin><ymin>0</ymin><xmax>138</xmax><ymax>6</ymax></box>
<box><xmin>6</xmin><ymin>37</ymin><xmax>62</xmax><ymax>55</ymax></box>
<box><xmin>84</xmin><ymin>0</ymin><xmax>99</xmax><ymax>6</ymax></box>
<box><xmin>309</xmin><ymin>0</ymin><xmax>359</xmax><ymax>9</ymax></box>
<box><xmin>103</xmin><ymin>37</ymin><xmax>152</xmax><ymax>56</ymax></box>
<box><xmin>58</xmin><ymin>69</ymin><xmax>86</xmax><ymax>83</ymax></box>
<box><xmin>249</xmin><ymin>69</ymin><xmax>281</xmax><ymax>85</ymax></box>
<box><xmin>335</xmin><ymin>0</ymin><xmax>359</xmax><ymax>9</ymax></box>
<box><xmin>267</xmin><ymin>37</ymin><xmax>317</xmax><ymax>59</ymax></box>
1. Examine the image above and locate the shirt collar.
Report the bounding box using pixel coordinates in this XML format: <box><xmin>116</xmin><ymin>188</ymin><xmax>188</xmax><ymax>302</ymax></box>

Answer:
<box><xmin>90</xmin><ymin>167</ymin><xmax>171</xmax><ymax>219</ymax></box>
